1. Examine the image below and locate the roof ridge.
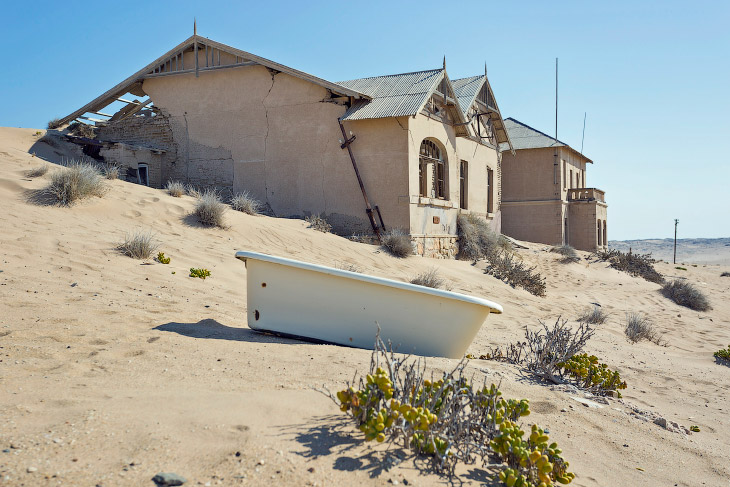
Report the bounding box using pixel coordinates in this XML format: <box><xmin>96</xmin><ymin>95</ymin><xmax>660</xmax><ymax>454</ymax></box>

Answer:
<box><xmin>505</xmin><ymin>117</ymin><xmax>566</xmax><ymax>146</ymax></box>
<box><xmin>337</xmin><ymin>67</ymin><xmax>442</xmax><ymax>85</ymax></box>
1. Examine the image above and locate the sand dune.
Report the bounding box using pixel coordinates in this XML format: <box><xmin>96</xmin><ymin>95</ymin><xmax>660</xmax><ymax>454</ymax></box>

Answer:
<box><xmin>1</xmin><ymin>127</ymin><xmax>729</xmax><ymax>486</ymax></box>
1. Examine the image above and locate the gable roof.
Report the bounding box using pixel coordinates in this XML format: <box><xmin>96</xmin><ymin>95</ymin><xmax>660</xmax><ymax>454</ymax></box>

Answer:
<box><xmin>502</xmin><ymin>118</ymin><xmax>592</xmax><ymax>163</ymax></box>
<box><xmin>452</xmin><ymin>75</ymin><xmax>513</xmax><ymax>151</ymax></box>
<box><xmin>58</xmin><ymin>35</ymin><xmax>370</xmax><ymax>126</ymax></box>
<box><xmin>336</xmin><ymin>69</ymin><xmax>468</xmax><ymax>134</ymax></box>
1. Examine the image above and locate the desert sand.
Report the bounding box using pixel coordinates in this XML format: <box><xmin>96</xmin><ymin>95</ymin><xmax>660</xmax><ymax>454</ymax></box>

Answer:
<box><xmin>1</xmin><ymin>127</ymin><xmax>729</xmax><ymax>486</ymax></box>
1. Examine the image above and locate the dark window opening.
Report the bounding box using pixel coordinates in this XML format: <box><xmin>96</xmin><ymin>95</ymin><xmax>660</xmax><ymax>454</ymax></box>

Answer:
<box><xmin>459</xmin><ymin>160</ymin><xmax>468</xmax><ymax>209</ymax></box>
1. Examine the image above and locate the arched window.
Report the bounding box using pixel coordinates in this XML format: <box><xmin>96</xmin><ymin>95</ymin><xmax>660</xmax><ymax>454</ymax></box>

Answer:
<box><xmin>419</xmin><ymin>139</ymin><xmax>447</xmax><ymax>199</ymax></box>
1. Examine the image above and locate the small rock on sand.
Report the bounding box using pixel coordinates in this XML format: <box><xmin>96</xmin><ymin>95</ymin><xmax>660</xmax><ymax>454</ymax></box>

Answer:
<box><xmin>152</xmin><ymin>472</ymin><xmax>186</xmax><ymax>486</ymax></box>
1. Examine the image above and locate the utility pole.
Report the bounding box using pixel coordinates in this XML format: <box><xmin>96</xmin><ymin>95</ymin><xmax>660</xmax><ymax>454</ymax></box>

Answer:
<box><xmin>673</xmin><ymin>219</ymin><xmax>679</xmax><ymax>264</ymax></box>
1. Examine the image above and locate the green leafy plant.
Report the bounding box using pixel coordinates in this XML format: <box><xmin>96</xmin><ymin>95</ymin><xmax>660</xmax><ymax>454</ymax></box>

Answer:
<box><xmin>189</xmin><ymin>268</ymin><xmax>211</xmax><ymax>279</ymax></box>
<box><xmin>156</xmin><ymin>252</ymin><xmax>170</xmax><ymax>264</ymax></box>
<box><xmin>328</xmin><ymin>334</ymin><xmax>574</xmax><ymax>484</ymax></box>
<box><xmin>675</xmin><ymin>266</ymin><xmax>687</xmax><ymax>271</ymax></box>
<box><xmin>557</xmin><ymin>353</ymin><xmax>627</xmax><ymax>397</ymax></box>
<box><xmin>714</xmin><ymin>345</ymin><xmax>730</xmax><ymax>363</ymax></box>
<box><xmin>689</xmin><ymin>425</ymin><xmax>700</xmax><ymax>432</ymax></box>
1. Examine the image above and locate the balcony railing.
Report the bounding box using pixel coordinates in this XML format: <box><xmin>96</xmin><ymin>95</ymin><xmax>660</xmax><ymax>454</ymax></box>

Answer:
<box><xmin>567</xmin><ymin>188</ymin><xmax>605</xmax><ymax>203</ymax></box>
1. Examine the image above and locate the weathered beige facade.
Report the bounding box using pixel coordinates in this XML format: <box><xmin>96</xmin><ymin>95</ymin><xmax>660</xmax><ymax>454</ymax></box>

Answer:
<box><xmin>59</xmin><ymin>34</ymin><xmax>513</xmax><ymax>258</ymax></box>
<box><xmin>500</xmin><ymin>119</ymin><xmax>608</xmax><ymax>251</ymax></box>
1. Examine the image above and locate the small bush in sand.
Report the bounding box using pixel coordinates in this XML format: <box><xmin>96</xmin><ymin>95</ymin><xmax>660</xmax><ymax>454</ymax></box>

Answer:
<box><xmin>576</xmin><ymin>305</ymin><xmax>608</xmax><ymax>325</ymax></box>
<box><xmin>551</xmin><ymin>244</ymin><xmax>580</xmax><ymax>263</ymax></box>
<box><xmin>166</xmin><ymin>180</ymin><xmax>185</xmax><ymax>197</ymax></box>
<box><xmin>624</xmin><ymin>312</ymin><xmax>663</xmax><ymax>344</ymax></box>
<box><xmin>101</xmin><ymin>164</ymin><xmax>119</xmax><ymax>180</ymax></box>
<box><xmin>26</xmin><ymin>165</ymin><xmax>49</xmax><ymax>178</ymax></box>
<box><xmin>381</xmin><ymin>228</ymin><xmax>412</xmax><ymax>258</ymax></box>
<box><xmin>231</xmin><ymin>192</ymin><xmax>262</xmax><ymax>215</ymax></box>
<box><xmin>185</xmin><ymin>184</ymin><xmax>201</xmax><ymax>199</ymax></box>
<box><xmin>336</xmin><ymin>262</ymin><xmax>363</xmax><ymax>273</ymax></box>
<box><xmin>48</xmin><ymin>161</ymin><xmax>106</xmax><ymax>205</ymax></box>
<box><xmin>594</xmin><ymin>248</ymin><xmax>663</xmax><ymax>284</ymax></box>
<box><xmin>189</xmin><ymin>268</ymin><xmax>211</xmax><ymax>279</ymax></box>
<box><xmin>325</xmin><ymin>333</ymin><xmax>575</xmax><ymax>482</ymax></box>
<box><xmin>523</xmin><ymin>317</ymin><xmax>595</xmax><ymax>383</ymax></box>
<box><xmin>194</xmin><ymin>189</ymin><xmax>226</xmax><ymax>228</ymax></box>
<box><xmin>410</xmin><ymin>268</ymin><xmax>446</xmax><ymax>289</ymax></box>
<box><xmin>485</xmin><ymin>252</ymin><xmax>546</xmax><ymax>297</ymax></box>
<box><xmin>675</xmin><ymin>266</ymin><xmax>687</xmax><ymax>271</ymax></box>
<box><xmin>156</xmin><ymin>252</ymin><xmax>170</xmax><ymax>264</ymax></box>
<box><xmin>715</xmin><ymin>345</ymin><xmax>730</xmax><ymax>364</ymax></box>
<box><xmin>557</xmin><ymin>353</ymin><xmax>627</xmax><ymax>397</ymax></box>
<box><xmin>456</xmin><ymin>213</ymin><xmax>509</xmax><ymax>261</ymax></box>
<box><xmin>660</xmin><ymin>279</ymin><xmax>711</xmax><ymax>311</ymax></box>
<box><xmin>47</xmin><ymin>118</ymin><xmax>62</xmax><ymax>130</ymax></box>
<box><xmin>305</xmin><ymin>214</ymin><xmax>332</xmax><ymax>233</ymax></box>
<box><xmin>118</xmin><ymin>230</ymin><xmax>158</xmax><ymax>259</ymax></box>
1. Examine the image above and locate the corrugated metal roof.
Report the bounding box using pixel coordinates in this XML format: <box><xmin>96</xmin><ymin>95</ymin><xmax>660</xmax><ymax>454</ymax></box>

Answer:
<box><xmin>451</xmin><ymin>75</ymin><xmax>483</xmax><ymax>117</ymax></box>
<box><xmin>337</xmin><ymin>69</ymin><xmax>444</xmax><ymax>121</ymax></box>
<box><xmin>501</xmin><ymin>118</ymin><xmax>592</xmax><ymax>162</ymax></box>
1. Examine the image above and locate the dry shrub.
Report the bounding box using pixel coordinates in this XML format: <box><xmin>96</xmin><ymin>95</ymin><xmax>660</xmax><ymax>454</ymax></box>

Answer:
<box><xmin>118</xmin><ymin>230</ymin><xmax>158</xmax><ymax>259</ymax></box>
<box><xmin>410</xmin><ymin>268</ymin><xmax>446</xmax><ymax>289</ymax></box>
<box><xmin>485</xmin><ymin>252</ymin><xmax>546</xmax><ymax>297</ymax></box>
<box><xmin>576</xmin><ymin>305</ymin><xmax>608</xmax><ymax>325</ymax></box>
<box><xmin>305</xmin><ymin>214</ymin><xmax>331</xmax><ymax>233</ymax></box>
<box><xmin>47</xmin><ymin>118</ymin><xmax>62</xmax><ymax>130</ymax></box>
<box><xmin>185</xmin><ymin>184</ymin><xmax>201</xmax><ymax>199</ymax></box>
<box><xmin>551</xmin><ymin>244</ymin><xmax>579</xmax><ymax>263</ymax></box>
<box><xmin>624</xmin><ymin>312</ymin><xmax>663</xmax><ymax>344</ymax></box>
<box><xmin>67</xmin><ymin>121</ymin><xmax>95</xmax><ymax>138</ymax></box>
<box><xmin>166</xmin><ymin>180</ymin><xmax>185</xmax><ymax>197</ymax></box>
<box><xmin>336</xmin><ymin>262</ymin><xmax>363</xmax><ymax>273</ymax></box>
<box><xmin>456</xmin><ymin>213</ymin><xmax>507</xmax><ymax>261</ymax></box>
<box><xmin>523</xmin><ymin>317</ymin><xmax>595</xmax><ymax>383</ymax></box>
<box><xmin>48</xmin><ymin>161</ymin><xmax>106</xmax><ymax>205</ymax></box>
<box><xmin>594</xmin><ymin>248</ymin><xmax>663</xmax><ymax>284</ymax></box>
<box><xmin>26</xmin><ymin>165</ymin><xmax>49</xmax><ymax>178</ymax></box>
<box><xmin>194</xmin><ymin>189</ymin><xmax>227</xmax><ymax>228</ymax></box>
<box><xmin>660</xmin><ymin>279</ymin><xmax>711</xmax><ymax>311</ymax></box>
<box><xmin>101</xmin><ymin>164</ymin><xmax>119</xmax><ymax>180</ymax></box>
<box><xmin>231</xmin><ymin>191</ymin><xmax>262</xmax><ymax>215</ymax></box>
<box><xmin>381</xmin><ymin>229</ymin><xmax>412</xmax><ymax>258</ymax></box>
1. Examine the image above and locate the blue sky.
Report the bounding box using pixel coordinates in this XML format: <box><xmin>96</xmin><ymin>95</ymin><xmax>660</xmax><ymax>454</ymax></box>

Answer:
<box><xmin>2</xmin><ymin>0</ymin><xmax>728</xmax><ymax>240</ymax></box>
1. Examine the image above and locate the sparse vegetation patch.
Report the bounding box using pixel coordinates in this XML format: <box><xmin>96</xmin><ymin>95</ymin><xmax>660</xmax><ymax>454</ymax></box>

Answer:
<box><xmin>118</xmin><ymin>230</ymin><xmax>158</xmax><ymax>260</ymax></box>
<box><xmin>624</xmin><ymin>312</ymin><xmax>664</xmax><ymax>345</ymax></box>
<box><xmin>381</xmin><ymin>229</ymin><xmax>412</xmax><ymax>258</ymax></box>
<box><xmin>485</xmin><ymin>252</ymin><xmax>546</xmax><ymax>297</ymax></box>
<box><xmin>47</xmin><ymin>118</ymin><xmax>62</xmax><ymax>130</ymax></box>
<box><xmin>457</xmin><ymin>213</ymin><xmax>509</xmax><ymax>261</ymax></box>
<box><xmin>47</xmin><ymin>161</ymin><xmax>107</xmax><ymax>205</ymax></box>
<box><xmin>576</xmin><ymin>306</ymin><xmax>607</xmax><ymax>325</ymax></box>
<box><xmin>166</xmin><ymin>181</ymin><xmax>185</xmax><ymax>197</ymax></box>
<box><xmin>594</xmin><ymin>248</ymin><xmax>663</xmax><ymax>284</ymax></box>
<box><xmin>551</xmin><ymin>244</ymin><xmax>580</xmax><ymax>263</ymax></box>
<box><xmin>189</xmin><ymin>268</ymin><xmax>211</xmax><ymax>279</ymax></box>
<box><xmin>231</xmin><ymin>191</ymin><xmax>262</xmax><ymax>215</ymax></box>
<box><xmin>26</xmin><ymin>165</ymin><xmax>49</xmax><ymax>178</ymax></box>
<box><xmin>410</xmin><ymin>268</ymin><xmax>447</xmax><ymax>289</ymax></box>
<box><xmin>156</xmin><ymin>252</ymin><xmax>170</xmax><ymax>264</ymax></box>
<box><xmin>101</xmin><ymin>164</ymin><xmax>119</xmax><ymax>180</ymax></box>
<box><xmin>660</xmin><ymin>279</ymin><xmax>710</xmax><ymax>311</ymax></box>
<box><xmin>305</xmin><ymin>214</ymin><xmax>331</xmax><ymax>233</ymax></box>
<box><xmin>557</xmin><ymin>353</ymin><xmax>627</xmax><ymax>397</ymax></box>
<box><xmin>714</xmin><ymin>345</ymin><xmax>730</xmax><ymax>364</ymax></box>
<box><xmin>68</xmin><ymin>121</ymin><xmax>95</xmax><ymax>138</ymax></box>
<box><xmin>193</xmin><ymin>189</ymin><xmax>227</xmax><ymax>228</ymax></box>
<box><xmin>327</xmin><ymin>334</ymin><xmax>575</xmax><ymax>484</ymax></box>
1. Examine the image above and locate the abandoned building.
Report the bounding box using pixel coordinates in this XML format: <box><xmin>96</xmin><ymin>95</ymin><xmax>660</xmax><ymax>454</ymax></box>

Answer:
<box><xmin>57</xmin><ymin>32</ymin><xmax>513</xmax><ymax>257</ymax></box>
<box><xmin>499</xmin><ymin>118</ymin><xmax>608</xmax><ymax>251</ymax></box>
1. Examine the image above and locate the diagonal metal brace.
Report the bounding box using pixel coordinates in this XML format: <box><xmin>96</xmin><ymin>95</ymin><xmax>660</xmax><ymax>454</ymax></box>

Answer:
<box><xmin>340</xmin><ymin>134</ymin><xmax>356</xmax><ymax>149</ymax></box>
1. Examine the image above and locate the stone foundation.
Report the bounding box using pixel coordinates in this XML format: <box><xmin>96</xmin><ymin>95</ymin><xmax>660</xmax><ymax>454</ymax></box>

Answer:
<box><xmin>412</xmin><ymin>235</ymin><xmax>459</xmax><ymax>259</ymax></box>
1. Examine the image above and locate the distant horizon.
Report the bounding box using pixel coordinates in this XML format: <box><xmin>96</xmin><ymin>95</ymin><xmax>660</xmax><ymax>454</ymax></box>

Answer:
<box><xmin>610</xmin><ymin>236</ymin><xmax>730</xmax><ymax>242</ymax></box>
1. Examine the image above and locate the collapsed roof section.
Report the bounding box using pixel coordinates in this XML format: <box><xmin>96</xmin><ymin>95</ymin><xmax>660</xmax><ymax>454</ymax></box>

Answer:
<box><xmin>58</xmin><ymin>35</ymin><xmax>371</xmax><ymax>127</ymax></box>
<box><xmin>451</xmin><ymin>75</ymin><xmax>513</xmax><ymax>152</ymax></box>
<box><xmin>336</xmin><ymin>69</ymin><xmax>469</xmax><ymax>136</ymax></box>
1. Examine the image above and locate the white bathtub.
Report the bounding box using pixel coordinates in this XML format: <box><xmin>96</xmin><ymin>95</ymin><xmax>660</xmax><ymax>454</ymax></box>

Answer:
<box><xmin>235</xmin><ymin>251</ymin><xmax>503</xmax><ymax>359</ymax></box>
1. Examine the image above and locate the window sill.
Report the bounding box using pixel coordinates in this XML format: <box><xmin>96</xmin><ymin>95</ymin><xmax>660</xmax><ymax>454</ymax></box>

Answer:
<box><xmin>417</xmin><ymin>197</ymin><xmax>454</xmax><ymax>208</ymax></box>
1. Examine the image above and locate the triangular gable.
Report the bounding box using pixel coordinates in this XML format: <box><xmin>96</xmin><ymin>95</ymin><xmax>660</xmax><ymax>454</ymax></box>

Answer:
<box><xmin>452</xmin><ymin>74</ymin><xmax>513</xmax><ymax>152</ymax></box>
<box><xmin>58</xmin><ymin>35</ymin><xmax>369</xmax><ymax>126</ymax></box>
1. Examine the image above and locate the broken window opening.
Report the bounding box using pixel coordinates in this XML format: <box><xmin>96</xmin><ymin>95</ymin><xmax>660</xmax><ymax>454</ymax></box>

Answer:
<box><xmin>137</xmin><ymin>164</ymin><xmax>149</xmax><ymax>186</ymax></box>
<box><xmin>459</xmin><ymin>160</ymin><xmax>468</xmax><ymax>210</ymax></box>
<box><xmin>419</xmin><ymin>139</ymin><xmax>447</xmax><ymax>200</ymax></box>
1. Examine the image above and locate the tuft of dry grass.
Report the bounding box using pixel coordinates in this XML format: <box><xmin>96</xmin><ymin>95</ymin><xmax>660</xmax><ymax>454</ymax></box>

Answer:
<box><xmin>305</xmin><ymin>214</ymin><xmax>332</xmax><ymax>233</ymax></box>
<box><xmin>336</xmin><ymin>261</ymin><xmax>363</xmax><ymax>273</ymax></box>
<box><xmin>410</xmin><ymin>268</ymin><xmax>447</xmax><ymax>289</ymax></box>
<box><xmin>231</xmin><ymin>192</ymin><xmax>262</xmax><ymax>215</ymax></box>
<box><xmin>47</xmin><ymin>118</ymin><xmax>62</xmax><ymax>130</ymax></box>
<box><xmin>185</xmin><ymin>185</ymin><xmax>201</xmax><ymax>199</ymax></box>
<box><xmin>166</xmin><ymin>181</ymin><xmax>185</xmax><ymax>197</ymax></box>
<box><xmin>457</xmin><ymin>213</ymin><xmax>508</xmax><ymax>261</ymax></box>
<box><xmin>576</xmin><ymin>306</ymin><xmax>608</xmax><ymax>325</ymax></box>
<box><xmin>47</xmin><ymin>161</ymin><xmax>106</xmax><ymax>205</ymax></box>
<box><xmin>485</xmin><ymin>252</ymin><xmax>546</xmax><ymax>297</ymax></box>
<box><xmin>26</xmin><ymin>165</ymin><xmax>49</xmax><ymax>178</ymax></box>
<box><xmin>381</xmin><ymin>229</ymin><xmax>412</xmax><ymax>258</ymax></box>
<box><xmin>551</xmin><ymin>244</ymin><xmax>580</xmax><ymax>263</ymax></box>
<box><xmin>101</xmin><ymin>164</ymin><xmax>119</xmax><ymax>180</ymax></box>
<box><xmin>660</xmin><ymin>279</ymin><xmax>711</xmax><ymax>311</ymax></box>
<box><xmin>194</xmin><ymin>189</ymin><xmax>227</xmax><ymax>228</ymax></box>
<box><xmin>117</xmin><ymin>230</ymin><xmax>158</xmax><ymax>259</ymax></box>
<box><xmin>625</xmin><ymin>312</ymin><xmax>663</xmax><ymax>344</ymax></box>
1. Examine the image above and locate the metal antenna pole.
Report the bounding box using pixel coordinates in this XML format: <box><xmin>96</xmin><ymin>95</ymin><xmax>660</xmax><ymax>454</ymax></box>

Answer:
<box><xmin>555</xmin><ymin>58</ymin><xmax>558</xmax><ymax>142</ymax></box>
<box><xmin>580</xmin><ymin>112</ymin><xmax>586</xmax><ymax>156</ymax></box>
<box><xmin>673</xmin><ymin>219</ymin><xmax>679</xmax><ymax>264</ymax></box>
